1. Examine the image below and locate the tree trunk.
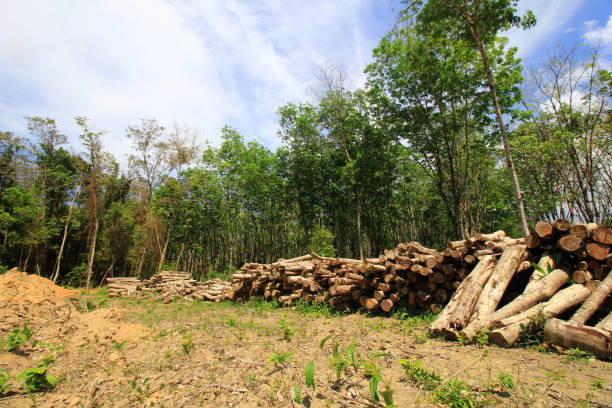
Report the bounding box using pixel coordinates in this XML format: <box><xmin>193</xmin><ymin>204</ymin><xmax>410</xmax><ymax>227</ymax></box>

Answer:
<box><xmin>85</xmin><ymin>216</ymin><xmax>99</xmax><ymax>290</ymax></box>
<box><xmin>462</xmin><ymin>245</ymin><xmax>526</xmax><ymax>339</ymax></box>
<box><xmin>544</xmin><ymin>318</ymin><xmax>612</xmax><ymax>360</ymax></box>
<box><xmin>483</xmin><ymin>268</ymin><xmax>569</xmax><ymax>328</ymax></box>
<box><xmin>430</xmin><ymin>255</ymin><xmax>496</xmax><ymax>337</ymax></box>
<box><xmin>53</xmin><ymin>187</ymin><xmax>80</xmax><ymax>283</ymax></box>
<box><xmin>595</xmin><ymin>310</ymin><xmax>612</xmax><ymax>332</ymax></box>
<box><xmin>569</xmin><ymin>271</ymin><xmax>612</xmax><ymax>325</ymax></box>
<box><xmin>488</xmin><ymin>284</ymin><xmax>592</xmax><ymax>347</ymax></box>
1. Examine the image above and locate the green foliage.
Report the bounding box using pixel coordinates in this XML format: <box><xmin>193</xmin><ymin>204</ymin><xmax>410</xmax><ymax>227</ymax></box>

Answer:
<box><xmin>278</xmin><ymin>315</ymin><xmax>294</xmax><ymax>341</ymax></box>
<box><xmin>369</xmin><ymin>373</ymin><xmax>381</xmax><ymax>402</ymax></box>
<box><xmin>16</xmin><ymin>356</ymin><xmax>57</xmax><ymax>393</ymax></box>
<box><xmin>308</xmin><ymin>226</ymin><xmax>336</xmax><ymax>257</ymax></box>
<box><xmin>515</xmin><ymin>314</ymin><xmax>547</xmax><ymax>349</ymax></box>
<box><xmin>293</xmin><ymin>384</ymin><xmax>302</xmax><ymax>403</ymax></box>
<box><xmin>0</xmin><ymin>369</ymin><xmax>11</xmax><ymax>395</ymax></box>
<box><xmin>380</xmin><ymin>381</ymin><xmax>396</xmax><ymax>407</ymax></box>
<box><xmin>473</xmin><ymin>328</ymin><xmax>490</xmax><ymax>347</ymax></box>
<box><xmin>181</xmin><ymin>332</ymin><xmax>194</xmax><ymax>354</ymax></box>
<box><xmin>304</xmin><ymin>361</ymin><xmax>315</xmax><ymax>389</ymax></box>
<box><xmin>498</xmin><ymin>372</ymin><xmax>515</xmax><ymax>390</ymax></box>
<box><xmin>399</xmin><ymin>359</ymin><xmax>490</xmax><ymax>408</ymax></box>
<box><xmin>319</xmin><ymin>333</ymin><xmax>334</xmax><ymax>349</ymax></box>
<box><xmin>5</xmin><ymin>324</ymin><xmax>35</xmax><ymax>352</ymax></box>
<box><xmin>564</xmin><ymin>348</ymin><xmax>594</xmax><ymax>364</ymax></box>
<box><xmin>267</xmin><ymin>350</ymin><xmax>295</xmax><ymax>367</ymax></box>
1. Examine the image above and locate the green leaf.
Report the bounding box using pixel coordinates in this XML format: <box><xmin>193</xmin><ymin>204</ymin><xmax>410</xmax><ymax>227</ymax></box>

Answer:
<box><xmin>369</xmin><ymin>374</ymin><xmax>381</xmax><ymax>402</ymax></box>
<box><xmin>305</xmin><ymin>361</ymin><xmax>315</xmax><ymax>389</ymax></box>
<box><xmin>319</xmin><ymin>333</ymin><xmax>333</xmax><ymax>349</ymax></box>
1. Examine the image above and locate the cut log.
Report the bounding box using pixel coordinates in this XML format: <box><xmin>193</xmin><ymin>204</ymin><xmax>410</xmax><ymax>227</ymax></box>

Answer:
<box><xmin>365</xmin><ymin>298</ymin><xmax>379</xmax><ymax>310</ymax></box>
<box><xmin>430</xmin><ymin>256</ymin><xmax>496</xmax><ymax>337</ymax></box>
<box><xmin>553</xmin><ymin>219</ymin><xmax>571</xmax><ymax>233</ymax></box>
<box><xmin>525</xmin><ymin>251</ymin><xmax>555</xmax><ymax>291</ymax></box>
<box><xmin>569</xmin><ymin>271</ymin><xmax>612</xmax><ymax>325</ymax></box>
<box><xmin>569</xmin><ymin>224</ymin><xmax>588</xmax><ymax>240</ymax></box>
<box><xmin>572</xmin><ymin>270</ymin><xmax>593</xmax><ymax>284</ymax></box>
<box><xmin>534</xmin><ymin>221</ymin><xmax>555</xmax><ymax>240</ymax></box>
<box><xmin>462</xmin><ymin>245</ymin><xmax>526</xmax><ymax>339</ymax></box>
<box><xmin>593</xmin><ymin>227</ymin><xmax>612</xmax><ymax>245</ymax></box>
<box><xmin>380</xmin><ymin>299</ymin><xmax>394</xmax><ymax>312</ymax></box>
<box><xmin>490</xmin><ymin>287</ymin><xmax>593</xmax><ymax>347</ymax></box>
<box><xmin>557</xmin><ymin>235</ymin><xmax>583</xmax><ymax>252</ymax></box>
<box><xmin>482</xmin><ymin>269</ymin><xmax>569</xmax><ymax>328</ymax></box>
<box><xmin>543</xmin><ymin>318</ymin><xmax>612</xmax><ymax>360</ymax></box>
<box><xmin>595</xmin><ymin>310</ymin><xmax>612</xmax><ymax>332</ymax></box>
<box><xmin>586</xmin><ymin>243</ymin><xmax>610</xmax><ymax>261</ymax></box>
<box><xmin>524</xmin><ymin>233</ymin><xmax>541</xmax><ymax>249</ymax></box>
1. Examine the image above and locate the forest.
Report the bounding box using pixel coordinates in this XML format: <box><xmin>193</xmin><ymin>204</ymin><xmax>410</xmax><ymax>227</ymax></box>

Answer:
<box><xmin>0</xmin><ymin>1</ymin><xmax>610</xmax><ymax>288</ymax></box>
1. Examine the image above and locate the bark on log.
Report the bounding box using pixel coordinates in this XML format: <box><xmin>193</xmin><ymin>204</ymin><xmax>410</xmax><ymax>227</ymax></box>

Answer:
<box><xmin>462</xmin><ymin>245</ymin><xmax>526</xmax><ymax>339</ymax></box>
<box><xmin>430</xmin><ymin>256</ymin><xmax>496</xmax><ymax>337</ymax></box>
<box><xmin>488</xmin><ymin>284</ymin><xmax>592</xmax><ymax>347</ymax></box>
<box><xmin>569</xmin><ymin>271</ymin><xmax>612</xmax><ymax>325</ymax></box>
<box><xmin>525</xmin><ymin>251</ymin><xmax>555</xmax><ymax>291</ymax></box>
<box><xmin>483</xmin><ymin>269</ymin><xmax>569</xmax><ymax>328</ymax></box>
<box><xmin>595</xmin><ymin>310</ymin><xmax>612</xmax><ymax>332</ymax></box>
<box><xmin>543</xmin><ymin>318</ymin><xmax>612</xmax><ymax>360</ymax></box>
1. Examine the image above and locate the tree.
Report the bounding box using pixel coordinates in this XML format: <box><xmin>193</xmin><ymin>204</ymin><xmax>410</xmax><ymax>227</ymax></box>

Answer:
<box><xmin>366</xmin><ymin>15</ymin><xmax>523</xmax><ymax>238</ymax></box>
<box><xmin>513</xmin><ymin>46</ymin><xmax>611</xmax><ymax>224</ymax></box>
<box><xmin>408</xmin><ymin>0</ymin><xmax>536</xmax><ymax>235</ymax></box>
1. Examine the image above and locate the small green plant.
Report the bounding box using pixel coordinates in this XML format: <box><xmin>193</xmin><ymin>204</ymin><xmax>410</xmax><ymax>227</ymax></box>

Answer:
<box><xmin>589</xmin><ymin>378</ymin><xmax>604</xmax><ymax>389</ymax></box>
<box><xmin>0</xmin><ymin>369</ymin><xmax>12</xmax><ymax>395</ymax></box>
<box><xmin>380</xmin><ymin>380</ymin><xmax>395</xmax><ymax>408</ymax></box>
<box><xmin>328</xmin><ymin>341</ymin><xmax>360</xmax><ymax>382</ymax></box>
<box><xmin>498</xmin><ymin>372</ymin><xmax>515</xmax><ymax>390</ymax></box>
<box><xmin>515</xmin><ymin>314</ymin><xmax>547</xmax><ymax>349</ymax></box>
<box><xmin>293</xmin><ymin>384</ymin><xmax>302</xmax><ymax>403</ymax></box>
<box><xmin>268</xmin><ymin>350</ymin><xmax>295</xmax><ymax>367</ymax></box>
<box><xmin>319</xmin><ymin>332</ymin><xmax>334</xmax><ymax>349</ymax></box>
<box><xmin>412</xmin><ymin>330</ymin><xmax>430</xmax><ymax>344</ymax></box>
<box><xmin>564</xmin><ymin>348</ymin><xmax>593</xmax><ymax>364</ymax></box>
<box><xmin>111</xmin><ymin>339</ymin><xmax>126</xmax><ymax>351</ymax></box>
<box><xmin>181</xmin><ymin>332</ymin><xmax>195</xmax><ymax>354</ymax></box>
<box><xmin>5</xmin><ymin>324</ymin><xmax>35</xmax><ymax>352</ymax></box>
<box><xmin>400</xmin><ymin>359</ymin><xmax>490</xmax><ymax>408</ymax></box>
<box><xmin>17</xmin><ymin>356</ymin><xmax>57</xmax><ymax>393</ymax></box>
<box><xmin>278</xmin><ymin>315</ymin><xmax>294</xmax><ymax>341</ymax></box>
<box><xmin>473</xmin><ymin>328</ymin><xmax>489</xmax><ymax>347</ymax></box>
<box><xmin>304</xmin><ymin>361</ymin><xmax>315</xmax><ymax>389</ymax></box>
<box><xmin>369</xmin><ymin>373</ymin><xmax>382</xmax><ymax>402</ymax></box>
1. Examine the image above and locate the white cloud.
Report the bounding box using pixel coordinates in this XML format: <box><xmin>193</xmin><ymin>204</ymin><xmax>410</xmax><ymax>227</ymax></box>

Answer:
<box><xmin>504</xmin><ymin>0</ymin><xmax>587</xmax><ymax>58</ymax></box>
<box><xmin>0</xmin><ymin>0</ymin><xmax>397</xmax><ymax>166</ymax></box>
<box><xmin>583</xmin><ymin>14</ymin><xmax>612</xmax><ymax>52</ymax></box>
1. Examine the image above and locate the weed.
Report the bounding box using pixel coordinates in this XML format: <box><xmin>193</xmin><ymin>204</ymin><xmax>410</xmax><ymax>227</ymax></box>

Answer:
<box><xmin>515</xmin><ymin>314</ymin><xmax>547</xmax><ymax>350</ymax></box>
<box><xmin>473</xmin><ymin>328</ymin><xmax>489</xmax><ymax>348</ymax></box>
<box><xmin>293</xmin><ymin>384</ymin><xmax>302</xmax><ymax>403</ymax></box>
<box><xmin>153</xmin><ymin>329</ymin><xmax>169</xmax><ymax>341</ymax></box>
<box><xmin>399</xmin><ymin>359</ymin><xmax>490</xmax><ymax>407</ymax></box>
<box><xmin>278</xmin><ymin>315</ymin><xmax>294</xmax><ymax>341</ymax></box>
<box><xmin>380</xmin><ymin>380</ymin><xmax>396</xmax><ymax>407</ymax></box>
<box><xmin>369</xmin><ymin>373</ymin><xmax>381</xmax><ymax>402</ymax></box>
<box><xmin>319</xmin><ymin>332</ymin><xmax>334</xmax><ymax>349</ymax></box>
<box><xmin>563</xmin><ymin>348</ymin><xmax>593</xmax><ymax>364</ymax></box>
<box><xmin>412</xmin><ymin>330</ymin><xmax>430</xmax><ymax>344</ymax></box>
<box><xmin>589</xmin><ymin>378</ymin><xmax>604</xmax><ymax>389</ymax></box>
<box><xmin>181</xmin><ymin>332</ymin><xmax>195</xmax><ymax>354</ymax></box>
<box><xmin>4</xmin><ymin>324</ymin><xmax>36</xmax><ymax>352</ymax></box>
<box><xmin>304</xmin><ymin>361</ymin><xmax>315</xmax><ymax>389</ymax></box>
<box><xmin>0</xmin><ymin>369</ymin><xmax>11</xmax><ymax>395</ymax></box>
<box><xmin>498</xmin><ymin>371</ymin><xmax>515</xmax><ymax>390</ymax></box>
<box><xmin>111</xmin><ymin>339</ymin><xmax>126</xmax><ymax>351</ymax></box>
<box><xmin>268</xmin><ymin>350</ymin><xmax>295</xmax><ymax>367</ymax></box>
<box><xmin>17</xmin><ymin>356</ymin><xmax>57</xmax><ymax>393</ymax></box>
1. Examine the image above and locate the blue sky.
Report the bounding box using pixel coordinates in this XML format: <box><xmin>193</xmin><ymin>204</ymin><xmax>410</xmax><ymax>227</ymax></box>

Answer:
<box><xmin>0</xmin><ymin>0</ymin><xmax>610</xmax><ymax>167</ymax></box>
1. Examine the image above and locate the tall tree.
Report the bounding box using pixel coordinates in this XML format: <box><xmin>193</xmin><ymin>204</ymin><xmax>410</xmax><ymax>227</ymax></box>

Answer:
<box><xmin>409</xmin><ymin>0</ymin><xmax>536</xmax><ymax>235</ymax></box>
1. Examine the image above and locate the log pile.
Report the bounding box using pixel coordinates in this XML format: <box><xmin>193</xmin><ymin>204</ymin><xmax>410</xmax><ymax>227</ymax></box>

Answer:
<box><xmin>106</xmin><ymin>271</ymin><xmax>232</xmax><ymax>302</ymax></box>
<box><xmin>227</xmin><ymin>232</ymin><xmax>523</xmax><ymax>312</ymax></box>
<box><xmin>430</xmin><ymin>220</ymin><xmax>611</xmax><ymax>359</ymax></box>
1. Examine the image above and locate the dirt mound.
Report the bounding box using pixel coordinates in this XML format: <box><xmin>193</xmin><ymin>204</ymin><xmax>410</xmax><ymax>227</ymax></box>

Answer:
<box><xmin>0</xmin><ymin>268</ymin><xmax>78</xmax><ymax>332</ymax></box>
<box><xmin>0</xmin><ymin>269</ymin><xmax>149</xmax><ymax>344</ymax></box>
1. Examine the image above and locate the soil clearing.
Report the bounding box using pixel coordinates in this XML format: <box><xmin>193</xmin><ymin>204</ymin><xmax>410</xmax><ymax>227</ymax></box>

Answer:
<box><xmin>0</xmin><ymin>275</ymin><xmax>610</xmax><ymax>407</ymax></box>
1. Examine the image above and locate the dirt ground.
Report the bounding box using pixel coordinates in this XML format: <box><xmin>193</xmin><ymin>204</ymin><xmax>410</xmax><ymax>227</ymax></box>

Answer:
<box><xmin>0</xmin><ymin>279</ymin><xmax>611</xmax><ymax>407</ymax></box>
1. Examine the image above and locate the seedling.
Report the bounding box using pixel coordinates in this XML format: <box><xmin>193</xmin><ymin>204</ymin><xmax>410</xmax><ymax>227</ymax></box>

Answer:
<box><xmin>304</xmin><ymin>361</ymin><xmax>315</xmax><ymax>389</ymax></box>
<box><xmin>268</xmin><ymin>350</ymin><xmax>295</xmax><ymax>368</ymax></box>
<box><xmin>17</xmin><ymin>356</ymin><xmax>57</xmax><ymax>393</ymax></box>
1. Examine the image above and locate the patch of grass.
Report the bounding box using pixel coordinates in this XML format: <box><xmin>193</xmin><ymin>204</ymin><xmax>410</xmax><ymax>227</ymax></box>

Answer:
<box><xmin>4</xmin><ymin>323</ymin><xmax>36</xmax><ymax>353</ymax></box>
<box><xmin>563</xmin><ymin>348</ymin><xmax>593</xmax><ymax>364</ymax></box>
<box><xmin>400</xmin><ymin>359</ymin><xmax>491</xmax><ymax>408</ymax></box>
<box><xmin>278</xmin><ymin>315</ymin><xmax>294</xmax><ymax>341</ymax></box>
<box><xmin>181</xmin><ymin>332</ymin><xmax>195</xmax><ymax>354</ymax></box>
<box><xmin>268</xmin><ymin>350</ymin><xmax>295</xmax><ymax>368</ymax></box>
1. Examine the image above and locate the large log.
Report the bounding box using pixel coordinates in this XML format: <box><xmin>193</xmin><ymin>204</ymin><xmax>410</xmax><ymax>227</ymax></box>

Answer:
<box><xmin>543</xmin><ymin>318</ymin><xmax>612</xmax><ymax>360</ymax></box>
<box><xmin>593</xmin><ymin>227</ymin><xmax>612</xmax><ymax>245</ymax></box>
<box><xmin>586</xmin><ymin>243</ymin><xmax>610</xmax><ymax>261</ymax></box>
<box><xmin>595</xmin><ymin>310</ymin><xmax>612</xmax><ymax>332</ymax></box>
<box><xmin>482</xmin><ymin>269</ymin><xmax>569</xmax><ymax>330</ymax></box>
<box><xmin>557</xmin><ymin>235</ymin><xmax>583</xmax><ymax>252</ymax></box>
<box><xmin>534</xmin><ymin>221</ymin><xmax>555</xmax><ymax>240</ymax></box>
<box><xmin>430</xmin><ymin>256</ymin><xmax>496</xmax><ymax>337</ymax></box>
<box><xmin>525</xmin><ymin>251</ymin><xmax>555</xmax><ymax>291</ymax></box>
<box><xmin>569</xmin><ymin>271</ymin><xmax>612</xmax><ymax>325</ymax></box>
<box><xmin>462</xmin><ymin>245</ymin><xmax>526</xmax><ymax>339</ymax></box>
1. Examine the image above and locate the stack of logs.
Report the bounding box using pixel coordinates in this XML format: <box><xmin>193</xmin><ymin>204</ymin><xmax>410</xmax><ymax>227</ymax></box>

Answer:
<box><xmin>107</xmin><ymin>271</ymin><xmax>232</xmax><ymax>302</ymax></box>
<box><xmin>227</xmin><ymin>231</ymin><xmax>524</xmax><ymax>313</ymax></box>
<box><xmin>430</xmin><ymin>220</ymin><xmax>611</xmax><ymax>359</ymax></box>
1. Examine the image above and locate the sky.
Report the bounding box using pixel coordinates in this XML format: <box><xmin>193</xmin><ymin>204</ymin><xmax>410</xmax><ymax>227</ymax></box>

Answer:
<box><xmin>0</xmin><ymin>0</ymin><xmax>610</xmax><ymax>168</ymax></box>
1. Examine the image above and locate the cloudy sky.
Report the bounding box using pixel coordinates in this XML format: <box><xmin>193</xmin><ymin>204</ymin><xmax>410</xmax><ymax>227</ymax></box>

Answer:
<box><xmin>1</xmin><ymin>0</ymin><xmax>610</xmax><ymax>166</ymax></box>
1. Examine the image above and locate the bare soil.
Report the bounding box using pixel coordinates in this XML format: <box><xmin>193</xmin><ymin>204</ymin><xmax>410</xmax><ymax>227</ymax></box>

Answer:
<box><xmin>0</xmin><ymin>276</ymin><xmax>610</xmax><ymax>407</ymax></box>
